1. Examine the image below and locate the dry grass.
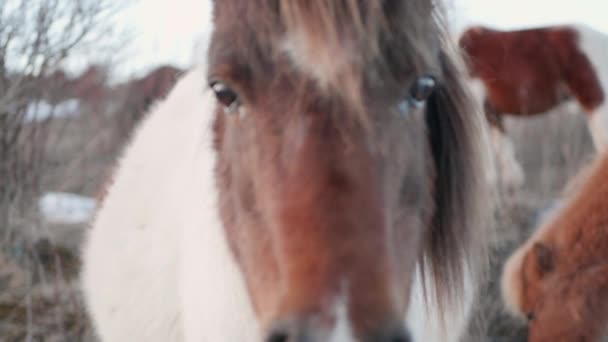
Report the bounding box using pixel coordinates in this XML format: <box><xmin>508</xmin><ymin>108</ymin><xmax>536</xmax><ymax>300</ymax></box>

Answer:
<box><xmin>464</xmin><ymin>105</ymin><xmax>597</xmax><ymax>342</ymax></box>
<box><xmin>0</xmin><ymin>104</ymin><xmax>128</xmax><ymax>341</ymax></box>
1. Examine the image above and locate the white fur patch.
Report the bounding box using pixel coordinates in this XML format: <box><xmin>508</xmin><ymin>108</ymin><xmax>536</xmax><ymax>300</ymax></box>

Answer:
<box><xmin>281</xmin><ymin>35</ymin><xmax>356</xmax><ymax>90</ymax></box>
<box><xmin>465</xmin><ymin>78</ymin><xmax>487</xmax><ymax>105</ymax></box>
<box><xmin>407</xmin><ymin>266</ymin><xmax>476</xmax><ymax>342</ymax></box>
<box><xmin>178</xmin><ymin>120</ymin><xmax>259</xmax><ymax>341</ymax></box>
<box><xmin>327</xmin><ymin>289</ymin><xmax>356</xmax><ymax>342</ymax></box>
<box><xmin>82</xmin><ymin>67</ymin><xmax>259</xmax><ymax>342</ymax></box>
<box><xmin>81</xmin><ymin>68</ymin><xmax>210</xmax><ymax>342</ymax></box>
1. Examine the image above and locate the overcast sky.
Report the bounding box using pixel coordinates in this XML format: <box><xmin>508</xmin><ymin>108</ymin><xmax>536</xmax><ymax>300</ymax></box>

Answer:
<box><xmin>113</xmin><ymin>0</ymin><xmax>608</xmax><ymax>79</ymax></box>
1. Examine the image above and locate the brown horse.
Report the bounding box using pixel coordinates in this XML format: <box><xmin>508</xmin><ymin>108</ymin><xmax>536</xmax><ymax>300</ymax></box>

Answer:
<box><xmin>82</xmin><ymin>1</ymin><xmax>488</xmax><ymax>341</ymax></box>
<box><xmin>501</xmin><ymin>152</ymin><xmax>608</xmax><ymax>341</ymax></box>
<box><xmin>459</xmin><ymin>25</ymin><xmax>608</xmax><ymax>189</ymax></box>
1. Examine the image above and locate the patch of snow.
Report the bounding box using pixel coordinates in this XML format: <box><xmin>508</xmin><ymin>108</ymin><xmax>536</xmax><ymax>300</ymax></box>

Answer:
<box><xmin>38</xmin><ymin>192</ymin><xmax>97</xmax><ymax>225</ymax></box>
<box><xmin>25</xmin><ymin>99</ymin><xmax>80</xmax><ymax>123</ymax></box>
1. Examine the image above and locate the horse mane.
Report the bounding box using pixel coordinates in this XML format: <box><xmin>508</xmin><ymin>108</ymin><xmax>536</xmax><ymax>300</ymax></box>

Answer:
<box><xmin>423</xmin><ymin>39</ymin><xmax>488</xmax><ymax>314</ymax></box>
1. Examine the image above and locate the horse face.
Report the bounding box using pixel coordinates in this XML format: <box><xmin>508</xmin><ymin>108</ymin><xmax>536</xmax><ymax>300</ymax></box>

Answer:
<box><xmin>515</xmin><ymin>242</ymin><xmax>608</xmax><ymax>342</ymax></box>
<box><xmin>526</xmin><ymin>264</ymin><xmax>608</xmax><ymax>342</ymax></box>
<box><xmin>211</xmin><ymin>85</ymin><xmax>429</xmax><ymax>340</ymax></box>
<box><xmin>208</xmin><ymin>1</ymin><xmax>481</xmax><ymax>340</ymax></box>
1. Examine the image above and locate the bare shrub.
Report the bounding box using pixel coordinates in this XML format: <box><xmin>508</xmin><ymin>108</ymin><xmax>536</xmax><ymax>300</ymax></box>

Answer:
<box><xmin>0</xmin><ymin>1</ymin><xmax>130</xmax><ymax>340</ymax></box>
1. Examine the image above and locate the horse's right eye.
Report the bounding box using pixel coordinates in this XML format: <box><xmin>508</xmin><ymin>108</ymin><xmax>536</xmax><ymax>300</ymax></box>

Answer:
<box><xmin>210</xmin><ymin>80</ymin><xmax>240</xmax><ymax>115</ymax></box>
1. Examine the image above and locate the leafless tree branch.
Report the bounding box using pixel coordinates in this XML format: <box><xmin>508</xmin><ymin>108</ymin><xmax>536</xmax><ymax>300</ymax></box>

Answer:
<box><xmin>0</xmin><ymin>2</ymin><xmax>130</xmax><ymax>338</ymax></box>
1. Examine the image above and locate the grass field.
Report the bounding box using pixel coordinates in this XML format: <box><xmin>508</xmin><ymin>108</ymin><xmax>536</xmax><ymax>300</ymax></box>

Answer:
<box><xmin>465</xmin><ymin>105</ymin><xmax>596</xmax><ymax>341</ymax></box>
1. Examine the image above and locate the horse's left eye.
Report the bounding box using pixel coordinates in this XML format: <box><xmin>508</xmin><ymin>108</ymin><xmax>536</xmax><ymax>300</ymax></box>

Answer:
<box><xmin>398</xmin><ymin>75</ymin><xmax>437</xmax><ymax>115</ymax></box>
<box><xmin>526</xmin><ymin>312</ymin><xmax>535</xmax><ymax>321</ymax></box>
<box><xmin>210</xmin><ymin>80</ymin><xmax>240</xmax><ymax>114</ymax></box>
<box><xmin>410</xmin><ymin>75</ymin><xmax>436</xmax><ymax>103</ymax></box>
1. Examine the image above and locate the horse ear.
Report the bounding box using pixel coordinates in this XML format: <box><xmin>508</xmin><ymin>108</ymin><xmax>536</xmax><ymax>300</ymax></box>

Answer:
<box><xmin>533</xmin><ymin>242</ymin><xmax>554</xmax><ymax>276</ymax></box>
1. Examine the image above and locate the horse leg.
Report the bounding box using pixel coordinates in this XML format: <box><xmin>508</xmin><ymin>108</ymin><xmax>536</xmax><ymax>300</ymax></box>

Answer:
<box><xmin>587</xmin><ymin>107</ymin><xmax>608</xmax><ymax>152</ymax></box>
<box><xmin>550</xmin><ymin>26</ymin><xmax>607</xmax><ymax>152</ymax></box>
<box><xmin>563</xmin><ymin>79</ymin><xmax>608</xmax><ymax>151</ymax></box>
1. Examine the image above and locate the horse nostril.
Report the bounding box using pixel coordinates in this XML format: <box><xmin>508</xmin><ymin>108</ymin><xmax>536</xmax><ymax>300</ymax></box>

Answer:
<box><xmin>374</xmin><ymin>326</ymin><xmax>412</xmax><ymax>342</ymax></box>
<box><xmin>390</xmin><ymin>333</ymin><xmax>412</xmax><ymax>342</ymax></box>
<box><xmin>266</xmin><ymin>317</ymin><xmax>312</xmax><ymax>342</ymax></box>
<box><xmin>266</xmin><ymin>331</ymin><xmax>288</xmax><ymax>342</ymax></box>
<box><xmin>389</xmin><ymin>332</ymin><xmax>411</xmax><ymax>342</ymax></box>
<box><xmin>266</xmin><ymin>333</ymin><xmax>289</xmax><ymax>342</ymax></box>
<box><xmin>265</xmin><ymin>326</ymin><xmax>290</xmax><ymax>342</ymax></box>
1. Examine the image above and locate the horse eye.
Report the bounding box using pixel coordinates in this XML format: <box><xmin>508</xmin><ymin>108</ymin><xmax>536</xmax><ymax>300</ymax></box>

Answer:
<box><xmin>398</xmin><ymin>74</ymin><xmax>437</xmax><ymax>116</ymax></box>
<box><xmin>210</xmin><ymin>80</ymin><xmax>240</xmax><ymax>114</ymax></box>
<box><xmin>410</xmin><ymin>75</ymin><xmax>437</xmax><ymax>103</ymax></box>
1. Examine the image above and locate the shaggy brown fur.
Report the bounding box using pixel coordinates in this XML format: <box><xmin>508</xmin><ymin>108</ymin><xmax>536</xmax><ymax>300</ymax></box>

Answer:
<box><xmin>502</xmin><ymin>153</ymin><xmax>608</xmax><ymax>342</ymax></box>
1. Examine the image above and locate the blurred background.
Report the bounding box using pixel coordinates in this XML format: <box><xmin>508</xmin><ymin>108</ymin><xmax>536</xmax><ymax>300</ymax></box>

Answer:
<box><xmin>0</xmin><ymin>0</ymin><xmax>606</xmax><ymax>341</ymax></box>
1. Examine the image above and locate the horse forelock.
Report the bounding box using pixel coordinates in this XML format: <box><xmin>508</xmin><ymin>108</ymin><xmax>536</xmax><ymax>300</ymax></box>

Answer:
<box><xmin>278</xmin><ymin>1</ymin><xmax>438</xmax><ymax>111</ymax></box>
<box><xmin>278</xmin><ymin>1</ymin><xmax>384</xmax><ymax>105</ymax></box>
<box><xmin>211</xmin><ymin>0</ymin><xmax>439</xmax><ymax>124</ymax></box>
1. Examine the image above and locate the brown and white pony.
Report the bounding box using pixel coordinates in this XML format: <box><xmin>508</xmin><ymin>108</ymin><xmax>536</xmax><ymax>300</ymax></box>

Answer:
<box><xmin>459</xmin><ymin>25</ymin><xmax>608</xmax><ymax>189</ymax></box>
<box><xmin>82</xmin><ymin>1</ymin><xmax>488</xmax><ymax>341</ymax></box>
<box><xmin>501</xmin><ymin>152</ymin><xmax>608</xmax><ymax>341</ymax></box>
